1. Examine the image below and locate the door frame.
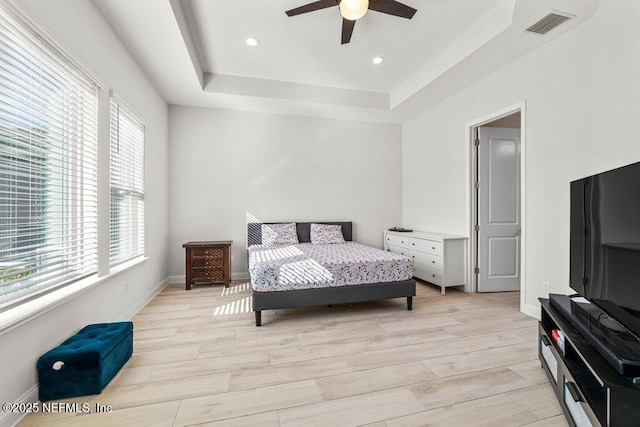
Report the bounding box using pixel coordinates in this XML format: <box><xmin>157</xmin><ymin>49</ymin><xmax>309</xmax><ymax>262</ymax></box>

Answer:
<box><xmin>465</xmin><ymin>101</ymin><xmax>527</xmax><ymax>314</ymax></box>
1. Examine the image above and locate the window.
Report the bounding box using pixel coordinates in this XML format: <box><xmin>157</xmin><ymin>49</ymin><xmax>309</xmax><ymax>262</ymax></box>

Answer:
<box><xmin>109</xmin><ymin>97</ymin><xmax>144</xmax><ymax>265</ymax></box>
<box><xmin>0</xmin><ymin>5</ymin><xmax>99</xmax><ymax>307</ymax></box>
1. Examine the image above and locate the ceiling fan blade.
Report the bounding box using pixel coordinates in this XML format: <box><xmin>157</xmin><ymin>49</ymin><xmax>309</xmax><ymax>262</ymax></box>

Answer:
<box><xmin>286</xmin><ymin>0</ymin><xmax>338</xmax><ymax>17</ymax></box>
<box><xmin>341</xmin><ymin>18</ymin><xmax>356</xmax><ymax>44</ymax></box>
<box><xmin>368</xmin><ymin>0</ymin><xmax>417</xmax><ymax>19</ymax></box>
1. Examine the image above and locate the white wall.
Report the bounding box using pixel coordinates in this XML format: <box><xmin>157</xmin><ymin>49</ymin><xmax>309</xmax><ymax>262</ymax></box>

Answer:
<box><xmin>168</xmin><ymin>106</ymin><xmax>402</xmax><ymax>279</ymax></box>
<box><xmin>402</xmin><ymin>0</ymin><xmax>640</xmax><ymax>315</ymax></box>
<box><xmin>0</xmin><ymin>0</ymin><xmax>168</xmax><ymax>421</ymax></box>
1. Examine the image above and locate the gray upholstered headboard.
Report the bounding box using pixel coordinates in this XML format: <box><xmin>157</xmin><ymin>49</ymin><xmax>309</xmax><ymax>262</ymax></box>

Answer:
<box><xmin>247</xmin><ymin>222</ymin><xmax>353</xmax><ymax>246</ymax></box>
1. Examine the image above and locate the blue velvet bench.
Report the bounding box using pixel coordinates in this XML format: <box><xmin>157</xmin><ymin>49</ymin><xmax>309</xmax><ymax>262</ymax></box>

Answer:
<box><xmin>37</xmin><ymin>322</ymin><xmax>133</xmax><ymax>402</ymax></box>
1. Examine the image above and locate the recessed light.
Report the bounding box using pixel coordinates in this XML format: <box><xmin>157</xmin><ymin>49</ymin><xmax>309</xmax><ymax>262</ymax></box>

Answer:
<box><xmin>246</xmin><ymin>37</ymin><xmax>259</xmax><ymax>47</ymax></box>
<box><xmin>372</xmin><ymin>56</ymin><xmax>384</xmax><ymax>65</ymax></box>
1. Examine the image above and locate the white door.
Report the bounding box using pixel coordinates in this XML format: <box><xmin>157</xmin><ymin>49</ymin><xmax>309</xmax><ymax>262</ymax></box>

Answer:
<box><xmin>477</xmin><ymin>127</ymin><xmax>521</xmax><ymax>292</ymax></box>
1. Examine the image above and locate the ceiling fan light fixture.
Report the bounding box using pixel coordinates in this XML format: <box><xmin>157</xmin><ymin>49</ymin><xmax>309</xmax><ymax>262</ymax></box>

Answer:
<box><xmin>339</xmin><ymin>0</ymin><xmax>369</xmax><ymax>21</ymax></box>
<box><xmin>246</xmin><ymin>37</ymin><xmax>259</xmax><ymax>47</ymax></box>
<box><xmin>372</xmin><ymin>56</ymin><xmax>384</xmax><ymax>64</ymax></box>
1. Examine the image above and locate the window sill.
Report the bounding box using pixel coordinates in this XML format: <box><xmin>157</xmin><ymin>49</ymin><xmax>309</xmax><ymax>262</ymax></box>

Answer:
<box><xmin>0</xmin><ymin>257</ymin><xmax>149</xmax><ymax>336</ymax></box>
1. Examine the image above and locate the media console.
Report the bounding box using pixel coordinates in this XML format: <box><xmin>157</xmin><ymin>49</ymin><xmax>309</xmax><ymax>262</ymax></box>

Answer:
<box><xmin>550</xmin><ymin>294</ymin><xmax>640</xmax><ymax>376</ymax></box>
<box><xmin>539</xmin><ymin>297</ymin><xmax>640</xmax><ymax>426</ymax></box>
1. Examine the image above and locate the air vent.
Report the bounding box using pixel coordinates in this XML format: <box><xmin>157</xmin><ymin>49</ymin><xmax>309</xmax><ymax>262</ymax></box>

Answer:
<box><xmin>526</xmin><ymin>13</ymin><xmax>571</xmax><ymax>34</ymax></box>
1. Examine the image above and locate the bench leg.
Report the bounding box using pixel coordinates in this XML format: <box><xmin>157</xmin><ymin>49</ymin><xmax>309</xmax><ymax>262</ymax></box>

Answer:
<box><xmin>255</xmin><ymin>311</ymin><xmax>262</xmax><ymax>327</ymax></box>
<box><xmin>407</xmin><ymin>296</ymin><xmax>413</xmax><ymax>310</ymax></box>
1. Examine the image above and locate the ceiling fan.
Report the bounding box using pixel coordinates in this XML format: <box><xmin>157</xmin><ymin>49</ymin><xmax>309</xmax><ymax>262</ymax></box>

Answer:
<box><xmin>286</xmin><ymin>0</ymin><xmax>417</xmax><ymax>45</ymax></box>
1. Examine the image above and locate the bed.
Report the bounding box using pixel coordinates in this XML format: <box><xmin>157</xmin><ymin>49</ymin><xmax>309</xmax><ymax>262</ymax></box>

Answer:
<box><xmin>247</xmin><ymin>222</ymin><xmax>416</xmax><ymax>326</ymax></box>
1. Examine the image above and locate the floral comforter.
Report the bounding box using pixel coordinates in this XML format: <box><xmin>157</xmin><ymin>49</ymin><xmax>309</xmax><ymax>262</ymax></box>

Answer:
<box><xmin>248</xmin><ymin>242</ymin><xmax>414</xmax><ymax>292</ymax></box>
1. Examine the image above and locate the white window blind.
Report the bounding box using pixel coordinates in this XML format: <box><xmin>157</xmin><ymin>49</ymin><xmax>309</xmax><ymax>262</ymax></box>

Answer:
<box><xmin>110</xmin><ymin>97</ymin><xmax>144</xmax><ymax>265</ymax></box>
<box><xmin>0</xmin><ymin>5</ymin><xmax>99</xmax><ymax>307</ymax></box>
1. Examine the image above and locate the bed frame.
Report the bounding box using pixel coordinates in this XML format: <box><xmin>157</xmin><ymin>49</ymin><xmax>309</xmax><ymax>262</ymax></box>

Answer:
<box><xmin>247</xmin><ymin>222</ymin><xmax>416</xmax><ymax>326</ymax></box>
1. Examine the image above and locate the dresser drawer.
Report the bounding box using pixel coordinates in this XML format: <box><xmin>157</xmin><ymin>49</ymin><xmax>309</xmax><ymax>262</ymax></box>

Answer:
<box><xmin>191</xmin><ymin>268</ymin><xmax>224</xmax><ymax>282</ymax></box>
<box><xmin>415</xmin><ymin>266</ymin><xmax>443</xmax><ymax>286</ymax></box>
<box><xmin>386</xmin><ymin>233</ymin><xmax>410</xmax><ymax>248</ymax></box>
<box><xmin>191</xmin><ymin>248</ymin><xmax>224</xmax><ymax>259</ymax></box>
<box><xmin>191</xmin><ymin>257</ymin><xmax>224</xmax><ymax>268</ymax></box>
<box><xmin>410</xmin><ymin>238</ymin><xmax>443</xmax><ymax>256</ymax></box>
<box><xmin>411</xmin><ymin>251</ymin><xmax>442</xmax><ymax>270</ymax></box>
<box><xmin>381</xmin><ymin>231</ymin><xmax>466</xmax><ymax>295</ymax></box>
<box><xmin>388</xmin><ymin>245</ymin><xmax>410</xmax><ymax>257</ymax></box>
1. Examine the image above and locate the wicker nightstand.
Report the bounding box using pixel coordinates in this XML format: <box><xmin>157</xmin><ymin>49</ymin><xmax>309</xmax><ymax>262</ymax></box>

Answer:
<box><xmin>183</xmin><ymin>241</ymin><xmax>232</xmax><ymax>290</ymax></box>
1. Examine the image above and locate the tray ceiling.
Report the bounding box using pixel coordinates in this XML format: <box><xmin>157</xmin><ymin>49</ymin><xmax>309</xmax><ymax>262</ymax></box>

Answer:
<box><xmin>93</xmin><ymin>0</ymin><xmax>601</xmax><ymax>123</ymax></box>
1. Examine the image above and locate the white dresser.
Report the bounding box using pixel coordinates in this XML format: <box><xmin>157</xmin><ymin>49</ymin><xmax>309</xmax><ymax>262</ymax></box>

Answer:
<box><xmin>384</xmin><ymin>230</ymin><xmax>467</xmax><ymax>295</ymax></box>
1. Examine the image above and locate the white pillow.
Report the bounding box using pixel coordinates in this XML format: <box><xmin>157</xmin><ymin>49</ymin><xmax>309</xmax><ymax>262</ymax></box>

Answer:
<box><xmin>261</xmin><ymin>223</ymin><xmax>299</xmax><ymax>245</ymax></box>
<box><xmin>310</xmin><ymin>223</ymin><xmax>345</xmax><ymax>244</ymax></box>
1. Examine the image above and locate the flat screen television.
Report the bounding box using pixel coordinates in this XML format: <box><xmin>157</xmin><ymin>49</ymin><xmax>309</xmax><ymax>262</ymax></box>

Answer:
<box><xmin>570</xmin><ymin>160</ymin><xmax>640</xmax><ymax>340</ymax></box>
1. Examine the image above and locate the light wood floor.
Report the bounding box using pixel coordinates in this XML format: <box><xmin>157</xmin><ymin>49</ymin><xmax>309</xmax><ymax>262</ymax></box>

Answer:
<box><xmin>21</xmin><ymin>280</ymin><xmax>568</xmax><ymax>426</ymax></box>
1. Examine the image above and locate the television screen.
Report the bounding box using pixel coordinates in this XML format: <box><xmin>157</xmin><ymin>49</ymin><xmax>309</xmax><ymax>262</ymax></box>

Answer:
<box><xmin>570</xmin><ymin>161</ymin><xmax>640</xmax><ymax>333</ymax></box>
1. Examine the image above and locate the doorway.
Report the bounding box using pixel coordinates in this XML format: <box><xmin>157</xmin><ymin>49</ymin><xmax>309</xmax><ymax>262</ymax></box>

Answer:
<box><xmin>468</xmin><ymin>105</ymin><xmax>525</xmax><ymax>310</ymax></box>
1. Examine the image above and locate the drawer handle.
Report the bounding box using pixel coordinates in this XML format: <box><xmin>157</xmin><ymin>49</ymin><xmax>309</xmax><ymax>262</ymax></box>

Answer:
<box><xmin>566</xmin><ymin>381</ymin><xmax>583</xmax><ymax>403</ymax></box>
<box><xmin>412</xmin><ymin>243</ymin><xmax>415</xmax><ymax>246</ymax></box>
<box><xmin>432</xmin><ymin>247</ymin><xmax>435</xmax><ymax>250</ymax></box>
<box><xmin>432</xmin><ymin>274</ymin><xmax>436</xmax><ymax>278</ymax></box>
<box><xmin>401</xmin><ymin>241</ymin><xmax>404</xmax><ymax>244</ymax></box>
<box><xmin>541</xmin><ymin>335</ymin><xmax>552</xmax><ymax>347</ymax></box>
<box><xmin>432</xmin><ymin>261</ymin><xmax>435</xmax><ymax>264</ymax></box>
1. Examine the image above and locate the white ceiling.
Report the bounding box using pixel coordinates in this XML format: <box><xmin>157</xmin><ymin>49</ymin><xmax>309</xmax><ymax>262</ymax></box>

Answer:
<box><xmin>184</xmin><ymin>0</ymin><xmax>497</xmax><ymax>92</ymax></box>
<box><xmin>93</xmin><ymin>0</ymin><xmax>601</xmax><ymax>123</ymax></box>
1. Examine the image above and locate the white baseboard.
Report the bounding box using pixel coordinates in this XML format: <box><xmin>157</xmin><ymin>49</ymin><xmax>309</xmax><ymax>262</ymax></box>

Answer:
<box><xmin>121</xmin><ymin>277</ymin><xmax>169</xmax><ymax>321</ymax></box>
<box><xmin>232</xmin><ymin>272</ymin><xmax>250</xmax><ymax>281</ymax></box>
<box><xmin>523</xmin><ymin>302</ymin><xmax>541</xmax><ymax>320</ymax></box>
<box><xmin>167</xmin><ymin>275</ymin><xmax>183</xmax><ymax>284</ymax></box>
<box><xmin>0</xmin><ymin>385</ymin><xmax>38</xmax><ymax>427</ymax></box>
<box><xmin>168</xmin><ymin>272</ymin><xmax>250</xmax><ymax>285</ymax></box>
